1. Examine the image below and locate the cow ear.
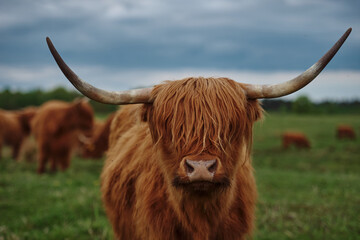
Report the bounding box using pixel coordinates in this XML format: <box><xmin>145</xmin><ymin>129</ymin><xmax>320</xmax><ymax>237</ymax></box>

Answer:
<box><xmin>247</xmin><ymin>99</ymin><xmax>263</xmax><ymax>122</ymax></box>
<box><xmin>141</xmin><ymin>103</ymin><xmax>153</xmax><ymax>122</ymax></box>
<box><xmin>141</xmin><ymin>103</ymin><xmax>160</xmax><ymax>143</ymax></box>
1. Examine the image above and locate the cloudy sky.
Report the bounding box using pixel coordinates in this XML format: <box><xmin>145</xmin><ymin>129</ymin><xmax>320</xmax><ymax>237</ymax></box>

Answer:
<box><xmin>0</xmin><ymin>0</ymin><xmax>359</xmax><ymax>101</ymax></box>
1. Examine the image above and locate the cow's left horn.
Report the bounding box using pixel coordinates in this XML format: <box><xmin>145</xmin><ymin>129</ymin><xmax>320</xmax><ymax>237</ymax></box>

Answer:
<box><xmin>244</xmin><ymin>28</ymin><xmax>352</xmax><ymax>99</ymax></box>
<box><xmin>46</xmin><ymin>37</ymin><xmax>153</xmax><ymax>104</ymax></box>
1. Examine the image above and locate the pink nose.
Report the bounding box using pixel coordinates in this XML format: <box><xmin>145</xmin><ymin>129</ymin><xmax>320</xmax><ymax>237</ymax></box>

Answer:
<box><xmin>184</xmin><ymin>159</ymin><xmax>217</xmax><ymax>182</ymax></box>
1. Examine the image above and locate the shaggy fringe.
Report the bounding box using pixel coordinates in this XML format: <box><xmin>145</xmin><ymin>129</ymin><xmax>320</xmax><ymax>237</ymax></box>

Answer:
<box><xmin>149</xmin><ymin>77</ymin><xmax>261</xmax><ymax>158</ymax></box>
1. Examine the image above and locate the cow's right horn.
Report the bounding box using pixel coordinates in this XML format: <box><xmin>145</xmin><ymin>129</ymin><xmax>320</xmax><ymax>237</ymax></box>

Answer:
<box><xmin>46</xmin><ymin>37</ymin><xmax>153</xmax><ymax>104</ymax></box>
<box><xmin>244</xmin><ymin>28</ymin><xmax>351</xmax><ymax>99</ymax></box>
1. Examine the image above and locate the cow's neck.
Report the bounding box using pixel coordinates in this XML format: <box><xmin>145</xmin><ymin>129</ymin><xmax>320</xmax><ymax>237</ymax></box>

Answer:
<box><xmin>167</xmin><ymin>182</ymin><xmax>236</xmax><ymax>239</ymax></box>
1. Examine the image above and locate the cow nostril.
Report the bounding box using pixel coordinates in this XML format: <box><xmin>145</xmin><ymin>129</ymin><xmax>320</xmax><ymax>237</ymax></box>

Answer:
<box><xmin>184</xmin><ymin>159</ymin><xmax>217</xmax><ymax>176</ymax></box>
<box><xmin>207</xmin><ymin>160</ymin><xmax>217</xmax><ymax>173</ymax></box>
<box><xmin>185</xmin><ymin>160</ymin><xmax>194</xmax><ymax>174</ymax></box>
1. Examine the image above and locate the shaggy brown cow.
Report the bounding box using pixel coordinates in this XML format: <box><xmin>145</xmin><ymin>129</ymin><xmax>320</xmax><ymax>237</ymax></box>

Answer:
<box><xmin>282</xmin><ymin>131</ymin><xmax>311</xmax><ymax>149</ymax></box>
<box><xmin>46</xmin><ymin>28</ymin><xmax>351</xmax><ymax>239</ymax></box>
<box><xmin>81</xmin><ymin>113</ymin><xmax>116</xmax><ymax>158</ymax></box>
<box><xmin>336</xmin><ymin>125</ymin><xmax>356</xmax><ymax>140</ymax></box>
<box><xmin>31</xmin><ymin>99</ymin><xmax>94</xmax><ymax>174</ymax></box>
<box><xmin>0</xmin><ymin>107</ymin><xmax>37</xmax><ymax>160</ymax></box>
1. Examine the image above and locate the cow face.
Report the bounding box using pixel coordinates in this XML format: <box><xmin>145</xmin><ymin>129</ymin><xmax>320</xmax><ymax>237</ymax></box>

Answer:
<box><xmin>72</xmin><ymin>100</ymin><xmax>94</xmax><ymax>133</ymax></box>
<box><xmin>143</xmin><ymin>77</ymin><xmax>262</xmax><ymax>196</ymax></box>
<box><xmin>16</xmin><ymin>107</ymin><xmax>37</xmax><ymax>135</ymax></box>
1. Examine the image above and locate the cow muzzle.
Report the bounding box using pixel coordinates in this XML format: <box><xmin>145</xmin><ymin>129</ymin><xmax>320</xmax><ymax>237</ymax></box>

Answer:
<box><xmin>173</xmin><ymin>155</ymin><xmax>228</xmax><ymax>194</ymax></box>
<box><xmin>184</xmin><ymin>159</ymin><xmax>217</xmax><ymax>182</ymax></box>
<box><xmin>179</xmin><ymin>154</ymin><xmax>222</xmax><ymax>182</ymax></box>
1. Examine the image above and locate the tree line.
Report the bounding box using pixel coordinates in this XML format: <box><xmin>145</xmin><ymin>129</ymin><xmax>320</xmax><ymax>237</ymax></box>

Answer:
<box><xmin>0</xmin><ymin>87</ymin><xmax>359</xmax><ymax>114</ymax></box>
<box><xmin>262</xmin><ymin>96</ymin><xmax>360</xmax><ymax>114</ymax></box>
<box><xmin>0</xmin><ymin>87</ymin><xmax>117</xmax><ymax>113</ymax></box>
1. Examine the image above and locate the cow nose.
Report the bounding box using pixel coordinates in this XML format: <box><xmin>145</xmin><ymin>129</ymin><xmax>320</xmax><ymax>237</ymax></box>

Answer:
<box><xmin>184</xmin><ymin>159</ymin><xmax>217</xmax><ymax>182</ymax></box>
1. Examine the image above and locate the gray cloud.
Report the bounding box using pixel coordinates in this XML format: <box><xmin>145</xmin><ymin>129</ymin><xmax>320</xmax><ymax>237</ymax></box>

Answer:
<box><xmin>0</xmin><ymin>0</ymin><xmax>359</xmax><ymax>100</ymax></box>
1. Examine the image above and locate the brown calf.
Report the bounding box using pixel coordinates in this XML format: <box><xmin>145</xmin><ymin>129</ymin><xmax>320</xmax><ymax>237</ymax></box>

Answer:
<box><xmin>282</xmin><ymin>131</ymin><xmax>311</xmax><ymax>149</ymax></box>
<box><xmin>336</xmin><ymin>125</ymin><xmax>356</xmax><ymax>140</ymax></box>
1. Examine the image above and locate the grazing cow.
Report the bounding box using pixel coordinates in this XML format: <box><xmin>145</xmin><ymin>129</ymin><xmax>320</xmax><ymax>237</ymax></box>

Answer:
<box><xmin>81</xmin><ymin>113</ymin><xmax>116</xmax><ymax>158</ymax></box>
<box><xmin>336</xmin><ymin>125</ymin><xmax>356</xmax><ymax>140</ymax></box>
<box><xmin>46</xmin><ymin>28</ymin><xmax>351</xmax><ymax>239</ymax></box>
<box><xmin>31</xmin><ymin>99</ymin><xmax>94</xmax><ymax>174</ymax></box>
<box><xmin>0</xmin><ymin>107</ymin><xmax>37</xmax><ymax>160</ymax></box>
<box><xmin>282</xmin><ymin>131</ymin><xmax>311</xmax><ymax>149</ymax></box>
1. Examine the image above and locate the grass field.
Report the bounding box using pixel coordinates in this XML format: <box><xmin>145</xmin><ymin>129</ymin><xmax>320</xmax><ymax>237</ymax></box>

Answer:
<box><xmin>0</xmin><ymin>113</ymin><xmax>359</xmax><ymax>240</ymax></box>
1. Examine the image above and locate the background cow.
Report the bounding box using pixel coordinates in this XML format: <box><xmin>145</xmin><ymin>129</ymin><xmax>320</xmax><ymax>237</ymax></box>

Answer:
<box><xmin>336</xmin><ymin>125</ymin><xmax>356</xmax><ymax>140</ymax></box>
<box><xmin>282</xmin><ymin>131</ymin><xmax>311</xmax><ymax>149</ymax></box>
<box><xmin>46</xmin><ymin>28</ymin><xmax>351</xmax><ymax>239</ymax></box>
<box><xmin>0</xmin><ymin>107</ymin><xmax>37</xmax><ymax>160</ymax></box>
<box><xmin>81</xmin><ymin>113</ymin><xmax>115</xmax><ymax>159</ymax></box>
<box><xmin>31</xmin><ymin>99</ymin><xmax>94</xmax><ymax>174</ymax></box>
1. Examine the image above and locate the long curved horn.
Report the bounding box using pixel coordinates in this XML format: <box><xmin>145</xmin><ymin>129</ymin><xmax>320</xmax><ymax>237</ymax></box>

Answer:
<box><xmin>46</xmin><ymin>37</ymin><xmax>153</xmax><ymax>104</ymax></box>
<box><xmin>244</xmin><ymin>28</ymin><xmax>352</xmax><ymax>99</ymax></box>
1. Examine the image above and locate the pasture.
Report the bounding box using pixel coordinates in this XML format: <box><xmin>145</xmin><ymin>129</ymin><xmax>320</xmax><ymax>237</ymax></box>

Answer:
<box><xmin>0</xmin><ymin>113</ymin><xmax>359</xmax><ymax>240</ymax></box>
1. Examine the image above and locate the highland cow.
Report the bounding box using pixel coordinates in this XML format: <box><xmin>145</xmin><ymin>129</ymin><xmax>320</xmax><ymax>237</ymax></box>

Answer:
<box><xmin>0</xmin><ymin>107</ymin><xmax>37</xmax><ymax>160</ymax></box>
<box><xmin>31</xmin><ymin>99</ymin><xmax>94</xmax><ymax>174</ymax></box>
<box><xmin>81</xmin><ymin>113</ymin><xmax>115</xmax><ymax>158</ymax></box>
<box><xmin>46</xmin><ymin>28</ymin><xmax>351</xmax><ymax>239</ymax></box>
<box><xmin>336</xmin><ymin>125</ymin><xmax>356</xmax><ymax>140</ymax></box>
<box><xmin>282</xmin><ymin>132</ymin><xmax>311</xmax><ymax>149</ymax></box>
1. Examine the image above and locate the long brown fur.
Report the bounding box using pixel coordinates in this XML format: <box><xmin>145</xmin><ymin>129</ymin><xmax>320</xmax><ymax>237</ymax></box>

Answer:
<box><xmin>282</xmin><ymin>132</ymin><xmax>311</xmax><ymax>149</ymax></box>
<box><xmin>101</xmin><ymin>77</ymin><xmax>263</xmax><ymax>240</ymax></box>
<box><xmin>31</xmin><ymin>99</ymin><xmax>94</xmax><ymax>174</ymax></box>
<box><xmin>0</xmin><ymin>107</ymin><xmax>37</xmax><ymax>160</ymax></box>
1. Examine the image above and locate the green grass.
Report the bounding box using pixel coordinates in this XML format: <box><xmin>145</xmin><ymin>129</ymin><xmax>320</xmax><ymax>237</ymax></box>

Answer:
<box><xmin>0</xmin><ymin>159</ymin><xmax>112</xmax><ymax>240</ymax></box>
<box><xmin>1</xmin><ymin>113</ymin><xmax>359</xmax><ymax>239</ymax></box>
<box><xmin>252</xmin><ymin>113</ymin><xmax>360</xmax><ymax>240</ymax></box>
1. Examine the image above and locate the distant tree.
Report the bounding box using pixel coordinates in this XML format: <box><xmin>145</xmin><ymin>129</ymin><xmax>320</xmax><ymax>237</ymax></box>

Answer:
<box><xmin>27</xmin><ymin>89</ymin><xmax>46</xmax><ymax>106</ymax></box>
<box><xmin>89</xmin><ymin>100</ymin><xmax>118</xmax><ymax>113</ymax></box>
<box><xmin>318</xmin><ymin>101</ymin><xmax>339</xmax><ymax>114</ymax></box>
<box><xmin>44</xmin><ymin>87</ymin><xmax>80</xmax><ymax>102</ymax></box>
<box><xmin>261</xmin><ymin>99</ymin><xmax>291</xmax><ymax>112</ymax></box>
<box><xmin>291</xmin><ymin>95</ymin><xmax>314</xmax><ymax>114</ymax></box>
<box><xmin>0</xmin><ymin>89</ymin><xmax>14</xmax><ymax>109</ymax></box>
